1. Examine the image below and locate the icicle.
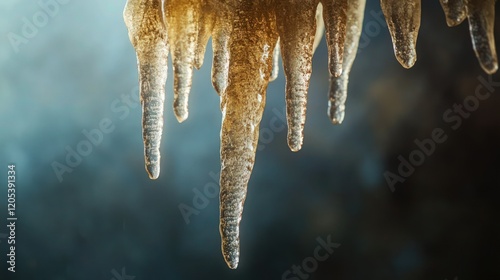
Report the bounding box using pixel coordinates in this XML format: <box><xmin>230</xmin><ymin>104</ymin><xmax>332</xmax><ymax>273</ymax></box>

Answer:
<box><xmin>328</xmin><ymin>0</ymin><xmax>365</xmax><ymax>125</ymax></box>
<box><xmin>269</xmin><ymin>38</ymin><xmax>280</xmax><ymax>82</ymax></box>
<box><xmin>276</xmin><ymin>0</ymin><xmax>318</xmax><ymax>151</ymax></box>
<box><xmin>465</xmin><ymin>0</ymin><xmax>498</xmax><ymax>74</ymax></box>
<box><xmin>218</xmin><ymin>1</ymin><xmax>278</xmax><ymax>269</ymax></box>
<box><xmin>164</xmin><ymin>0</ymin><xmax>199</xmax><ymax>122</ymax></box>
<box><xmin>194</xmin><ymin>0</ymin><xmax>215</xmax><ymax>69</ymax></box>
<box><xmin>440</xmin><ymin>0</ymin><xmax>466</xmax><ymax>27</ymax></box>
<box><xmin>321</xmin><ymin>0</ymin><xmax>348</xmax><ymax>77</ymax></box>
<box><xmin>381</xmin><ymin>0</ymin><xmax>421</xmax><ymax>68</ymax></box>
<box><xmin>124</xmin><ymin>0</ymin><xmax>169</xmax><ymax>180</ymax></box>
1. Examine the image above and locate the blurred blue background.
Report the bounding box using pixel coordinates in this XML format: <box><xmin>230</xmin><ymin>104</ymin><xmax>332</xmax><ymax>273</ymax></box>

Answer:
<box><xmin>1</xmin><ymin>1</ymin><xmax>500</xmax><ymax>280</ymax></box>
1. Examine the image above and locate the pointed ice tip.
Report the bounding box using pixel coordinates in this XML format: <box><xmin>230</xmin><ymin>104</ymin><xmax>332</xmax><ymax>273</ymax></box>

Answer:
<box><xmin>223</xmin><ymin>253</ymin><xmax>239</xmax><ymax>269</ymax></box>
<box><xmin>446</xmin><ymin>18</ymin><xmax>462</xmax><ymax>27</ymax></box>
<box><xmin>288</xmin><ymin>140</ymin><xmax>302</xmax><ymax>152</ymax></box>
<box><xmin>330</xmin><ymin>117</ymin><xmax>343</xmax><ymax>125</ymax></box>
<box><xmin>174</xmin><ymin>108</ymin><xmax>188</xmax><ymax>123</ymax></box>
<box><xmin>289</xmin><ymin>145</ymin><xmax>302</xmax><ymax>153</ymax></box>
<box><xmin>396</xmin><ymin>53</ymin><xmax>417</xmax><ymax>69</ymax></box>
<box><xmin>146</xmin><ymin>163</ymin><xmax>160</xmax><ymax>180</ymax></box>
<box><xmin>482</xmin><ymin>62</ymin><xmax>498</xmax><ymax>75</ymax></box>
<box><xmin>328</xmin><ymin>108</ymin><xmax>345</xmax><ymax>125</ymax></box>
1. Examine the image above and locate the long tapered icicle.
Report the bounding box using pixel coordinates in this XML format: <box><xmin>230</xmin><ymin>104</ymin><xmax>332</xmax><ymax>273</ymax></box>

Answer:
<box><xmin>276</xmin><ymin>0</ymin><xmax>318</xmax><ymax>151</ymax></box>
<box><xmin>328</xmin><ymin>0</ymin><xmax>365</xmax><ymax>124</ymax></box>
<box><xmin>218</xmin><ymin>1</ymin><xmax>278</xmax><ymax>269</ymax></box>
<box><xmin>164</xmin><ymin>0</ymin><xmax>199</xmax><ymax>122</ymax></box>
<box><xmin>381</xmin><ymin>0</ymin><xmax>421</xmax><ymax>68</ymax></box>
<box><xmin>440</xmin><ymin>0</ymin><xmax>466</xmax><ymax>27</ymax></box>
<box><xmin>321</xmin><ymin>0</ymin><xmax>348</xmax><ymax>77</ymax></box>
<box><xmin>466</xmin><ymin>0</ymin><xmax>498</xmax><ymax>74</ymax></box>
<box><xmin>124</xmin><ymin>0</ymin><xmax>169</xmax><ymax>179</ymax></box>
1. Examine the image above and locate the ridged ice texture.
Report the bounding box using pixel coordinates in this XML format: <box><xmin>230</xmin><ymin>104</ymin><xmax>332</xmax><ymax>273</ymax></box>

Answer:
<box><xmin>123</xmin><ymin>0</ymin><xmax>499</xmax><ymax>269</ymax></box>
<box><xmin>276</xmin><ymin>0</ymin><xmax>318</xmax><ymax>151</ymax></box>
<box><xmin>381</xmin><ymin>0</ymin><xmax>421</xmax><ymax>68</ymax></box>
<box><xmin>328</xmin><ymin>0</ymin><xmax>365</xmax><ymax>125</ymax></box>
<box><xmin>165</xmin><ymin>0</ymin><xmax>198</xmax><ymax>122</ymax></box>
<box><xmin>211</xmin><ymin>1</ymin><xmax>231</xmax><ymax>96</ymax></box>
<box><xmin>124</xmin><ymin>0</ymin><xmax>168</xmax><ymax>180</ymax></box>
<box><xmin>218</xmin><ymin>1</ymin><xmax>277</xmax><ymax>269</ymax></box>
<box><xmin>321</xmin><ymin>0</ymin><xmax>348</xmax><ymax>77</ymax></box>
<box><xmin>194</xmin><ymin>0</ymin><xmax>214</xmax><ymax>70</ymax></box>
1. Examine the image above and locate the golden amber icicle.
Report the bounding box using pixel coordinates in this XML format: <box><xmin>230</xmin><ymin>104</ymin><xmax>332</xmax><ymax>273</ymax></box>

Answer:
<box><xmin>194</xmin><ymin>0</ymin><xmax>215</xmax><ymax>70</ymax></box>
<box><xmin>328</xmin><ymin>0</ymin><xmax>366</xmax><ymax>125</ymax></box>
<box><xmin>440</xmin><ymin>0</ymin><xmax>466</xmax><ymax>27</ymax></box>
<box><xmin>165</xmin><ymin>0</ymin><xmax>200</xmax><ymax>122</ymax></box>
<box><xmin>276</xmin><ymin>0</ymin><xmax>318</xmax><ymax>151</ymax></box>
<box><xmin>211</xmin><ymin>4</ymin><xmax>233</xmax><ymax>96</ymax></box>
<box><xmin>218</xmin><ymin>1</ymin><xmax>278</xmax><ymax>269</ymax></box>
<box><xmin>321</xmin><ymin>0</ymin><xmax>348</xmax><ymax>77</ymax></box>
<box><xmin>381</xmin><ymin>0</ymin><xmax>421</xmax><ymax>68</ymax></box>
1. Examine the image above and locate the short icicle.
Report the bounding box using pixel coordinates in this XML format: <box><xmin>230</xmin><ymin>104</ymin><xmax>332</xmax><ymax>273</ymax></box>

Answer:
<box><xmin>165</xmin><ymin>0</ymin><xmax>200</xmax><ymax>122</ymax></box>
<box><xmin>440</xmin><ymin>0</ymin><xmax>466</xmax><ymax>27</ymax></box>
<box><xmin>328</xmin><ymin>0</ymin><xmax>366</xmax><ymax>124</ymax></box>
<box><xmin>381</xmin><ymin>0</ymin><xmax>421</xmax><ymax>68</ymax></box>
<box><xmin>194</xmin><ymin>0</ymin><xmax>215</xmax><ymax>69</ymax></box>
<box><xmin>276</xmin><ymin>0</ymin><xmax>319</xmax><ymax>151</ymax></box>
<box><xmin>321</xmin><ymin>0</ymin><xmax>348</xmax><ymax>77</ymax></box>
<box><xmin>211</xmin><ymin>2</ymin><xmax>233</xmax><ymax>96</ymax></box>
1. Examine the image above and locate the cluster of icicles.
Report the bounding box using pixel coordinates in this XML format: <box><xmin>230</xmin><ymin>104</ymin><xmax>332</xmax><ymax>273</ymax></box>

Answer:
<box><xmin>123</xmin><ymin>0</ymin><xmax>497</xmax><ymax>269</ymax></box>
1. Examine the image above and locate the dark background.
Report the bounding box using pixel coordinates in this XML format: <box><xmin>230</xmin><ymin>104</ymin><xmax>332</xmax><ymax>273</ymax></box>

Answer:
<box><xmin>1</xmin><ymin>1</ymin><xmax>499</xmax><ymax>280</ymax></box>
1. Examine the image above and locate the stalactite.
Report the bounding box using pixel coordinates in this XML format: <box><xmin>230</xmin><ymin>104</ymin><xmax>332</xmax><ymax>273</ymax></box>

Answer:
<box><xmin>123</xmin><ymin>0</ymin><xmax>499</xmax><ymax>268</ymax></box>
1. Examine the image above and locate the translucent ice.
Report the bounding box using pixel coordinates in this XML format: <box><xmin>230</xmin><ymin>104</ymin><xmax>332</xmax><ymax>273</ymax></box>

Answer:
<box><xmin>123</xmin><ymin>0</ymin><xmax>499</xmax><ymax>268</ymax></box>
<box><xmin>124</xmin><ymin>0</ymin><xmax>168</xmax><ymax>179</ymax></box>
<box><xmin>328</xmin><ymin>0</ymin><xmax>366</xmax><ymax>125</ymax></box>
<box><xmin>381</xmin><ymin>0</ymin><xmax>421</xmax><ymax>68</ymax></box>
<box><xmin>440</xmin><ymin>0</ymin><xmax>466</xmax><ymax>27</ymax></box>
